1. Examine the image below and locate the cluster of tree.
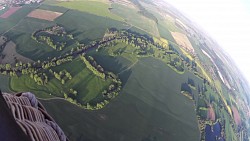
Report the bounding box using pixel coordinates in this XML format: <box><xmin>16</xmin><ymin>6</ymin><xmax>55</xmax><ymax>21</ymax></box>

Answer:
<box><xmin>63</xmin><ymin>88</ymin><xmax>78</xmax><ymax>104</ymax></box>
<box><xmin>30</xmin><ymin>72</ymin><xmax>48</xmax><ymax>85</ymax></box>
<box><xmin>37</xmin><ymin>35</ymin><xmax>66</xmax><ymax>51</ymax></box>
<box><xmin>41</xmin><ymin>56</ymin><xmax>73</xmax><ymax>70</ymax></box>
<box><xmin>47</xmin><ymin>25</ymin><xmax>67</xmax><ymax>36</ymax></box>
<box><xmin>102</xmin><ymin>81</ymin><xmax>122</xmax><ymax>100</ymax></box>
<box><xmin>102</xmin><ymin>29</ymin><xmax>188</xmax><ymax>74</ymax></box>
<box><xmin>32</xmin><ymin>25</ymin><xmax>71</xmax><ymax>51</ymax></box>
<box><xmin>49</xmin><ymin>69</ymin><xmax>72</xmax><ymax>84</ymax></box>
<box><xmin>80</xmin><ymin>54</ymin><xmax>105</xmax><ymax>79</ymax></box>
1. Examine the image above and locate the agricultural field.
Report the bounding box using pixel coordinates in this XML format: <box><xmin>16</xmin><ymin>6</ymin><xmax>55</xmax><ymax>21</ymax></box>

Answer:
<box><xmin>27</xmin><ymin>9</ymin><xmax>63</xmax><ymax>21</ymax></box>
<box><xmin>54</xmin><ymin>9</ymin><xmax>127</xmax><ymax>43</ymax></box>
<box><xmin>53</xmin><ymin>1</ymin><xmax>123</xmax><ymax>21</ymax></box>
<box><xmin>111</xmin><ymin>0</ymin><xmax>138</xmax><ymax>9</ymax></box>
<box><xmin>0</xmin><ymin>0</ymin><xmax>248</xmax><ymax>140</ymax></box>
<box><xmin>171</xmin><ymin>32</ymin><xmax>194</xmax><ymax>53</ymax></box>
<box><xmin>10</xmin><ymin>57</ymin><xmax>113</xmax><ymax>105</ymax></box>
<box><xmin>0</xmin><ymin>74</ymin><xmax>11</xmax><ymax>92</ymax></box>
<box><xmin>110</xmin><ymin>3</ymin><xmax>160</xmax><ymax>37</ymax></box>
<box><xmin>41</xmin><ymin>56</ymin><xmax>202</xmax><ymax>141</ymax></box>
<box><xmin>0</xmin><ymin>5</ymin><xmax>37</xmax><ymax>34</ymax></box>
<box><xmin>0</xmin><ymin>41</ymin><xmax>33</xmax><ymax>65</ymax></box>
<box><xmin>0</xmin><ymin>7</ymin><xmax>21</xmax><ymax>18</ymax></box>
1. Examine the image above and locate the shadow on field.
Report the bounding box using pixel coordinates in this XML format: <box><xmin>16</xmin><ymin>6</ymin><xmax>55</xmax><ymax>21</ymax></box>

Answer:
<box><xmin>181</xmin><ymin>82</ymin><xmax>192</xmax><ymax>95</ymax></box>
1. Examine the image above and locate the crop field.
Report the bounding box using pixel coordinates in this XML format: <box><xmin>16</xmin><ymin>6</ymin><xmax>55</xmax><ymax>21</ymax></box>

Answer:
<box><xmin>10</xmin><ymin>57</ymin><xmax>112</xmax><ymax>104</ymax></box>
<box><xmin>171</xmin><ymin>32</ymin><xmax>194</xmax><ymax>53</ymax></box>
<box><xmin>111</xmin><ymin>0</ymin><xmax>138</xmax><ymax>9</ymax></box>
<box><xmin>231</xmin><ymin>106</ymin><xmax>241</xmax><ymax>125</ymax></box>
<box><xmin>0</xmin><ymin>5</ymin><xmax>36</xmax><ymax>34</ymax></box>
<box><xmin>137</xmin><ymin>2</ymin><xmax>182</xmax><ymax>42</ymax></box>
<box><xmin>54</xmin><ymin>9</ymin><xmax>127</xmax><ymax>43</ymax></box>
<box><xmin>41</xmin><ymin>52</ymin><xmax>202</xmax><ymax>140</ymax></box>
<box><xmin>53</xmin><ymin>1</ymin><xmax>123</xmax><ymax>21</ymax></box>
<box><xmin>38</xmin><ymin>4</ymin><xmax>69</xmax><ymax>13</ymax></box>
<box><xmin>5</xmin><ymin>30</ymin><xmax>60</xmax><ymax>61</ymax></box>
<box><xmin>0</xmin><ymin>74</ymin><xmax>11</xmax><ymax>92</ymax></box>
<box><xmin>0</xmin><ymin>1</ymin><xmax>245</xmax><ymax>140</ymax></box>
<box><xmin>110</xmin><ymin>3</ymin><xmax>160</xmax><ymax>37</ymax></box>
<box><xmin>1</xmin><ymin>41</ymin><xmax>33</xmax><ymax>65</ymax></box>
<box><xmin>12</xmin><ymin>17</ymin><xmax>55</xmax><ymax>34</ymax></box>
<box><xmin>0</xmin><ymin>7</ymin><xmax>22</xmax><ymax>18</ymax></box>
<box><xmin>27</xmin><ymin>9</ymin><xmax>63</xmax><ymax>21</ymax></box>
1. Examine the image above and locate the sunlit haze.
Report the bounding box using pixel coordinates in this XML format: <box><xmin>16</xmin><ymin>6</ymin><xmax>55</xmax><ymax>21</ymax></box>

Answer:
<box><xmin>166</xmin><ymin>0</ymin><xmax>250</xmax><ymax>85</ymax></box>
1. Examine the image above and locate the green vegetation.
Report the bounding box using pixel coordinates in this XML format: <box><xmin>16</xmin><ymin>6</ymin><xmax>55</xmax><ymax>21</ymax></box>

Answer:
<box><xmin>41</xmin><ymin>56</ymin><xmax>202</xmax><ymax>141</ymax></box>
<box><xmin>0</xmin><ymin>3</ymin><xmax>246</xmax><ymax>140</ymax></box>
<box><xmin>129</xmin><ymin>0</ymin><xmax>158</xmax><ymax>23</ymax></box>
<box><xmin>110</xmin><ymin>3</ymin><xmax>159</xmax><ymax>37</ymax></box>
<box><xmin>0</xmin><ymin>74</ymin><xmax>11</xmax><ymax>92</ymax></box>
<box><xmin>157</xmin><ymin>24</ymin><xmax>176</xmax><ymax>43</ymax></box>
<box><xmin>54</xmin><ymin>1</ymin><xmax>123</xmax><ymax>21</ymax></box>
<box><xmin>54</xmin><ymin>9</ymin><xmax>127</xmax><ymax>44</ymax></box>
<box><xmin>32</xmin><ymin>25</ymin><xmax>76</xmax><ymax>51</ymax></box>
<box><xmin>0</xmin><ymin>5</ymin><xmax>37</xmax><ymax>34</ymax></box>
<box><xmin>9</xmin><ymin>57</ymin><xmax>117</xmax><ymax>108</ymax></box>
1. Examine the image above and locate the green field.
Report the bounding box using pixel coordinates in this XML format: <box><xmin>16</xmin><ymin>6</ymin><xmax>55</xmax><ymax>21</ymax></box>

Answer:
<box><xmin>110</xmin><ymin>3</ymin><xmax>160</xmax><ymax>37</ymax></box>
<box><xmin>54</xmin><ymin>9</ymin><xmax>127</xmax><ymax>43</ymax></box>
<box><xmin>0</xmin><ymin>74</ymin><xmax>11</xmax><ymax>92</ymax></box>
<box><xmin>41</xmin><ymin>55</ymin><xmax>202</xmax><ymax>141</ymax></box>
<box><xmin>0</xmin><ymin>5</ymin><xmax>37</xmax><ymax>34</ymax></box>
<box><xmin>157</xmin><ymin>24</ymin><xmax>176</xmax><ymax>43</ymax></box>
<box><xmin>10</xmin><ymin>58</ymin><xmax>112</xmax><ymax>104</ymax></box>
<box><xmin>54</xmin><ymin>1</ymin><xmax>123</xmax><ymax>21</ymax></box>
<box><xmin>0</xmin><ymin>1</ymin><xmax>245</xmax><ymax>140</ymax></box>
<box><xmin>2</xmin><ymin>4</ymin><xmax>128</xmax><ymax>61</ymax></box>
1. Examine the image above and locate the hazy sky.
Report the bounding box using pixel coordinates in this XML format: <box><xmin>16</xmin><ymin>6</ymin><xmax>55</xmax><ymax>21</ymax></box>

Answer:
<box><xmin>165</xmin><ymin>0</ymin><xmax>250</xmax><ymax>85</ymax></box>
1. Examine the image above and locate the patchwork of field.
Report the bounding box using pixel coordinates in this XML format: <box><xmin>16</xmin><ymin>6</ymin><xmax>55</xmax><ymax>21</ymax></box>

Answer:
<box><xmin>54</xmin><ymin>9</ymin><xmax>127</xmax><ymax>43</ymax></box>
<box><xmin>0</xmin><ymin>2</ymin><xmax>244</xmax><ymax>140</ymax></box>
<box><xmin>0</xmin><ymin>6</ymin><xmax>21</xmax><ymax>18</ymax></box>
<box><xmin>0</xmin><ymin>5</ymin><xmax>38</xmax><ymax>34</ymax></box>
<box><xmin>54</xmin><ymin>1</ymin><xmax>123</xmax><ymax>21</ymax></box>
<box><xmin>41</xmin><ymin>55</ymin><xmax>202</xmax><ymax>141</ymax></box>
<box><xmin>0</xmin><ymin>4</ymin><xmax>128</xmax><ymax>61</ymax></box>
<box><xmin>171</xmin><ymin>32</ymin><xmax>194</xmax><ymax>53</ymax></box>
<box><xmin>27</xmin><ymin>9</ymin><xmax>63</xmax><ymax>21</ymax></box>
<box><xmin>1</xmin><ymin>41</ymin><xmax>33</xmax><ymax>65</ymax></box>
<box><xmin>110</xmin><ymin>3</ymin><xmax>160</xmax><ymax>37</ymax></box>
<box><xmin>10</xmin><ymin>57</ymin><xmax>112</xmax><ymax>104</ymax></box>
